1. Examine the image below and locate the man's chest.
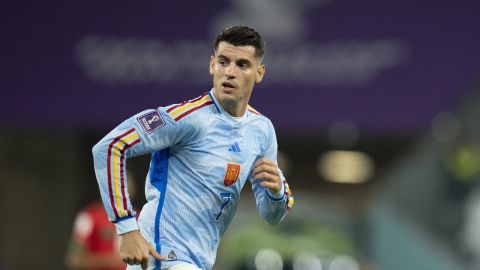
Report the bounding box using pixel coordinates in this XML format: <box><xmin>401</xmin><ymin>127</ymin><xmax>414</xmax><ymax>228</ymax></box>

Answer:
<box><xmin>176</xmin><ymin>124</ymin><xmax>265</xmax><ymax>186</ymax></box>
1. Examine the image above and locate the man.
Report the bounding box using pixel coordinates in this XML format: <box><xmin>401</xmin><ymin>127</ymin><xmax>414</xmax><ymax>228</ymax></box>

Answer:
<box><xmin>92</xmin><ymin>25</ymin><xmax>294</xmax><ymax>270</ymax></box>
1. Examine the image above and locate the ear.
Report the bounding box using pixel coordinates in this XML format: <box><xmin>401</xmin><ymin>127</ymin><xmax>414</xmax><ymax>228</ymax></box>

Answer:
<box><xmin>209</xmin><ymin>55</ymin><xmax>215</xmax><ymax>75</ymax></box>
<box><xmin>255</xmin><ymin>64</ymin><xmax>266</xmax><ymax>83</ymax></box>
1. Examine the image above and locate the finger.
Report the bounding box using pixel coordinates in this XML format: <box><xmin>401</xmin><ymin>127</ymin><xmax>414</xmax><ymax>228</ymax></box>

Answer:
<box><xmin>253</xmin><ymin>164</ymin><xmax>279</xmax><ymax>177</ymax></box>
<box><xmin>253</xmin><ymin>171</ymin><xmax>278</xmax><ymax>182</ymax></box>
<box><xmin>254</xmin><ymin>158</ymin><xmax>275</xmax><ymax>169</ymax></box>
<box><xmin>149</xmin><ymin>246</ymin><xmax>167</xmax><ymax>261</ymax></box>
<box><xmin>260</xmin><ymin>181</ymin><xmax>282</xmax><ymax>192</ymax></box>
<box><xmin>254</xmin><ymin>158</ymin><xmax>275</xmax><ymax>168</ymax></box>
<box><xmin>257</xmin><ymin>178</ymin><xmax>281</xmax><ymax>193</ymax></box>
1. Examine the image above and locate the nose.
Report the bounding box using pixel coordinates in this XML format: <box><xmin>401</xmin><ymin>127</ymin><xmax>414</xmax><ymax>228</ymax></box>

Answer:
<box><xmin>225</xmin><ymin>63</ymin><xmax>236</xmax><ymax>78</ymax></box>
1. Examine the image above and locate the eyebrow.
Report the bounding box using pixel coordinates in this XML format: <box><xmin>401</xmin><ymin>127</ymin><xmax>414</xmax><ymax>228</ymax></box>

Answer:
<box><xmin>216</xmin><ymin>54</ymin><xmax>230</xmax><ymax>61</ymax></box>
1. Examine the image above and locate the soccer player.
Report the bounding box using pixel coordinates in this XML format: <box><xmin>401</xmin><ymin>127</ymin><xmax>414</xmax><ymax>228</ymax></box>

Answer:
<box><xmin>92</xmin><ymin>25</ymin><xmax>294</xmax><ymax>270</ymax></box>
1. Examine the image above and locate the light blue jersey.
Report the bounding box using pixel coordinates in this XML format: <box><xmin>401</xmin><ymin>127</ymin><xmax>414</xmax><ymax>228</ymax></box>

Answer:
<box><xmin>92</xmin><ymin>89</ymin><xmax>294</xmax><ymax>270</ymax></box>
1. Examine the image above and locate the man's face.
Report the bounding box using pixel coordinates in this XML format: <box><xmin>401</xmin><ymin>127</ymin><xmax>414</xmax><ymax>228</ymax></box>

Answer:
<box><xmin>210</xmin><ymin>41</ymin><xmax>265</xmax><ymax>112</ymax></box>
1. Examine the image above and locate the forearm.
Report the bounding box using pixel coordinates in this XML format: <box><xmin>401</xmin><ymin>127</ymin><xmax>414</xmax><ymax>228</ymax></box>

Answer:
<box><xmin>92</xmin><ymin>127</ymin><xmax>141</xmax><ymax>226</ymax></box>
<box><xmin>254</xmin><ymin>182</ymin><xmax>291</xmax><ymax>225</ymax></box>
<box><xmin>258</xmin><ymin>197</ymin><xmax>288</xmax><ymax>224</ymax></box>
<box><xmin>251</xmin><ymin>157</ymin><xmax>294</xmax><ymax>225</ymax></box>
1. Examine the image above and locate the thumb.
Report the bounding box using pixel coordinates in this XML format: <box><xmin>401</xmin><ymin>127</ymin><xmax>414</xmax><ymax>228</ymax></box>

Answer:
<box><xmin>149</xmin><ymin>246</ymin><xmax>167</xmax><ymax>261</ymax></box>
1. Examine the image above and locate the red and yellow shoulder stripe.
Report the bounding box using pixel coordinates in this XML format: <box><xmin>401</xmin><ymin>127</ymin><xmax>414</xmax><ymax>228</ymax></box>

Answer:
<box><xmin>166</xmin><ymin>93</ymin><xmax>213</xmax><ymax>121</ymax></box>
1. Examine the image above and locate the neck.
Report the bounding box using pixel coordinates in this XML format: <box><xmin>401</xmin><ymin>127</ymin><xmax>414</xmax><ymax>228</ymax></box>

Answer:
<box><xmin>220</xmin><ymin>99</ymin><xmax>248</xmax><ymax>117</ymax></box>
<box><xmin>225</xmin><ymin>102</ymin><xmax>247</xmax><ymax>117</ymax></box>
<box><xmin>213</xmin><ymin>89</ymin><xmax>248</xmax><ymax>117</ymax></box>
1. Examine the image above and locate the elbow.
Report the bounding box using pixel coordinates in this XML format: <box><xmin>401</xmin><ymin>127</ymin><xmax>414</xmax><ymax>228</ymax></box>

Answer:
<box><xmin>266</xmin><ymin>217</ymin><xmax>280</xmax><ymax>226</ymax></box>
<box><xmin>92</xmin><ymin>141</ymin><xmax>103</xmax><ymax>160</ymax></box>
<box><xmin>257</xmin><ymin>201</ymin><xmax>288</xmax><ymax>225</ymax></box>
<box><xmin>91</xmin><ymin>141</ymin><xmax>108</xmax><ymax>167</ymax></box>
<box><xmin>264</xmin><ymin>211</ymin><xmax>286</xmax><ymax>226</ymax></box>
<box><xmin>92</xmin><ymin>144</ymin><xmax>97</xmax><ymax>157</ymax></box>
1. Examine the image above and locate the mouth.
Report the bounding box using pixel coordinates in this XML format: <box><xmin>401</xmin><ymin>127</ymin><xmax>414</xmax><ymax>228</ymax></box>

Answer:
<box><xmin>221</xmin><ymin>81</ymin><xmax>236</xmax><ymax>91</ymax></box>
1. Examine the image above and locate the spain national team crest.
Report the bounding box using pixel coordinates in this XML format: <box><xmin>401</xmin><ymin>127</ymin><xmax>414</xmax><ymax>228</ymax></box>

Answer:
<box><xmin>224</xmin><ymin>162</ymin><xmax>240</xmax><ymax>186</ymax></box>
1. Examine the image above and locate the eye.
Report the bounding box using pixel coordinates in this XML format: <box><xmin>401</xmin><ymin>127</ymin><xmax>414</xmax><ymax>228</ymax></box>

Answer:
<box><xmin>239</xmin><ymin>63</ymin><xmax>249</xmax><ymax>69</ymax></box>
<box><xmin>218</xmin><ymin>59</ymin><xmax>228</xmax><ymax>66</ymax></box>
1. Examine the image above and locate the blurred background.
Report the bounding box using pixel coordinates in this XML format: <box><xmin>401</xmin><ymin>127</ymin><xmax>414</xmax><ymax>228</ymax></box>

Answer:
<box><xmin>1</xmin><ymin>0</ymin><xmax>480</xmax><ymax>269</ymax></box>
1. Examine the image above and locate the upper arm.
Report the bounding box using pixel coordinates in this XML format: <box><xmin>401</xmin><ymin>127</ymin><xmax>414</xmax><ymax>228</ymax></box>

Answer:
<box><xmin>93</xmin><ymin>107</ymin><xmax>197</xmax><ymax>158</ymax></box>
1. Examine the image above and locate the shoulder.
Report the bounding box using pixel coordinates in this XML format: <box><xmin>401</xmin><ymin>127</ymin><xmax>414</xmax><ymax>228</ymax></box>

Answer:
<box><xmin>163</xmin><ymin>92</ymin><xmax>215</xmax><ymax>123</ymax></box>
<box><xmin>247</xmin><ymin>104</ymin><xmax>275</xmax><ymax>132</ymax></box>
<box><xmin>133</xmin><ymin>92</ymin><xmax>214</xmax><ymax>135</ymax></box>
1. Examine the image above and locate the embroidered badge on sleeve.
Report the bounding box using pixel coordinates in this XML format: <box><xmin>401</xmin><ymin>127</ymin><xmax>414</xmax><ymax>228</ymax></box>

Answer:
<box><xmin>137</xmin><ymin>110</ymin><xmax>165</xmax><ymax>134</ymax></box>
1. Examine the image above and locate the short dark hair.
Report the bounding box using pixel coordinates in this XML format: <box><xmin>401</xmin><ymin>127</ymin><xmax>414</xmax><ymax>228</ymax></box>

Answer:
<box><xmin>214</xmin><ymin>25</ymin><xmax>266</xmax><ymax>61</ymax></box>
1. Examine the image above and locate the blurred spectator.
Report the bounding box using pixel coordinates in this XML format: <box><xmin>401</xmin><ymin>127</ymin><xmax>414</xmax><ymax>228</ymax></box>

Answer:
<box><xmin>65</xmin><ymin>175</ymin><xmax>137</xmax><ymax>270</ymax></box>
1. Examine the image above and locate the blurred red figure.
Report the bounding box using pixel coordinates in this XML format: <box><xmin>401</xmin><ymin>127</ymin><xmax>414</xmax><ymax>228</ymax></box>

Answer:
<box><xmin>67</xmin><ymin>202</ymin><xmax>124</xmax><ymax>270</ymax></box>
<box><xmin>66</xmin><ymin>176</ymin><xmax>137</xmax><ymax>270</ymax></box>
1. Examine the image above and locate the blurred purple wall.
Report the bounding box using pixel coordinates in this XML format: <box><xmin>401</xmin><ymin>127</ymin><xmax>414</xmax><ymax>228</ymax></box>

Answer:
<box><xmin>2</xmin><ymin>0</ymin><xmax>479</xmax><ymax>135</ymax></box>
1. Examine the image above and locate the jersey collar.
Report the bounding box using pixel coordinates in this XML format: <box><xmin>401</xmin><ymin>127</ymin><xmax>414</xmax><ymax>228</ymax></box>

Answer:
<box><xmin>209</xmin><ymin>88</ymin><xmax>249</xmax><ymax>124</ymax></box>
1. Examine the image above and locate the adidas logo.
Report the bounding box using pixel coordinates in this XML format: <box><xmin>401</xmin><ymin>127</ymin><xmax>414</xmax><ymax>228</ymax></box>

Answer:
<box><xmin>168</xmin><ymin>250</ymin><xmax>177</xmax><ymax>260</ymax></box>
<box><xmin>228</xmin><ymin>142</ymin><xmax>241</xmax><ymax>153</ymax></box>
